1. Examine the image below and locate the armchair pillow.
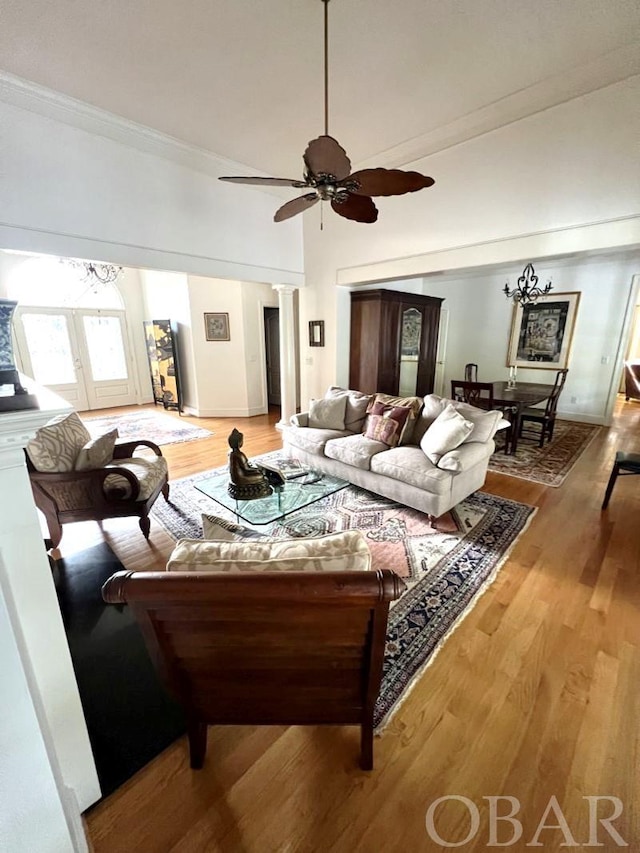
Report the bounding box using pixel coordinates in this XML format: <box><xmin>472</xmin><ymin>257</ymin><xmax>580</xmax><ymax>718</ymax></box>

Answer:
<box><xmin>308</xmin><ymin>395</ymin><xmax>347</xmax><ymax>430</ymax></box>
<box><xmin>420</xmin><ymin>404</ymin><xmax>474</xmax><ymax>464</ymax></box>
<box><xmin>26</xmin><ymin>411</ymin><xmax>91</xmax><ymax>472</ymax></box>
<box><xmin>167</xmin><ymin>530</ymin><xmax>372</xmax><ymax>574</ymax></box>
<box><xmin>75</xmin><ymin>429</ymin><xmax>119</xmax><ymax>471</ymax></box>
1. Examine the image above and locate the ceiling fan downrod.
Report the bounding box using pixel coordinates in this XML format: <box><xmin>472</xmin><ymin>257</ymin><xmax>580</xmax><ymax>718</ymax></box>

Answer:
<box><xmin>323</xmin><ymin>0</ymin><xmax>330</xmax><ymax>137</ymax></box>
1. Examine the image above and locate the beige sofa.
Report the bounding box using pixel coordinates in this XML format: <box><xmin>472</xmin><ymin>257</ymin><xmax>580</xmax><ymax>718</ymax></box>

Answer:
<box><xmin>282</xmin><ymin>389</ymin><xmax>506</xmax><ymax>521</ymax></box>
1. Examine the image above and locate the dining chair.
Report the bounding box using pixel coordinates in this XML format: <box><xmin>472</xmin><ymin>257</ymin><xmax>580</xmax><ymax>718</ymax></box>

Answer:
<box><xmin>450</xmin><ymin>380</ymin><xmax>494</xmax><ymax>409</ymax></box>
<box><xmin>464</xmin><ymin>363</ymin><xmax>478</xmax><ymax>382</ymax></box>
<box><xmin>601</xmin><ymin>451</ymin><xmax>640</xmax><ymax>508</ymax></box>
<box><xmin>518</xmin><ymin>369</ymin><xmax>569</xmax><ymax>447</ymax></box>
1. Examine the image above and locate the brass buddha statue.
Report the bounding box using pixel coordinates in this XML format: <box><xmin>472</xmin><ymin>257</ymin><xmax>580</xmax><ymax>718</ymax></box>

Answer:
<box><xmin>227</xmin><ymin>428</ymin><xmax>272</xmax><ymax>500</ymax></box>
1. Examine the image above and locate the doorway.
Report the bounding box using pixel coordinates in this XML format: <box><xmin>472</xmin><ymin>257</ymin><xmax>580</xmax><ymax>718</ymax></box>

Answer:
<box><xmin>264</xmin><ymin>307</ymin><xmax>281</xmax><ymax>407</ymax></box>
<box><xmin>13</xmin><ymin>307</ymin><xmax>137</xmax><ymax>410</ymax></box>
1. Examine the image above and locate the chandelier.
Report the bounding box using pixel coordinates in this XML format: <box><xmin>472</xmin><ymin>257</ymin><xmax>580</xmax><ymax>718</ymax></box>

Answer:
<box><xmin>67</xmin><ymin>259</ymin><xmax>122</xmax><ymax>288</ymax></box>
<box><xmin>503</xmin><ymin>263</ymin><xmax>553</xmax><ymax>307</ymax></box>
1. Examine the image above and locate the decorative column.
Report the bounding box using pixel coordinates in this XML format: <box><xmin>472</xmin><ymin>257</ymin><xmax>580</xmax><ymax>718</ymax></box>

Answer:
<box><xmin>273</xmin><ymin>285</ymin><xmax>298</xmax><ymax>428</ymax></box>
<box><xmin>0</xmin><ymin>381</ymin><xmax>100</xmax><ymax>849</ymax></box>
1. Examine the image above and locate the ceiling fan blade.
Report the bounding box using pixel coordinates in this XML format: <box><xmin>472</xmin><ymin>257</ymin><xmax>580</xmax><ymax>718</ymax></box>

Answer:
<box><xmin>219</xmin><ymin>176</ymin><xmax>306</xmax><ymax>187</ymax></box>
<box><xmin>274</xmin><ymin>193</ymin><xmax>319</xmax><ymax>222</ymax></box>
<box><xmin>304</xmin><ymin>135</ymin><xmax>352</xmax><ymax>180</ymax></box>
<box><xmin>348</xmin><ymin>168</ymin><xmax>435</xmax><ymax>197</ymax></box>
<box><xmin>331</xmin><ymin>194</ymin><xmax>378</xmax><ymax>223</ymax></box>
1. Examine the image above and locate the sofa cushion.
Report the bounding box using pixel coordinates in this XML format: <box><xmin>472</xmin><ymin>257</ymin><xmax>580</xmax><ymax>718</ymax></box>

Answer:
<box><xmin>26</xmin><ymin>411</ymin><xmax>91</xmax><ymax>472</ymax></box>
<box><xmin>284</xmin><ymin>425</ymin><xmax>352</xmax><ymax>456</ymax></box>
<box><xmin>363</xmin><ymin>401</ymin><xmax>412</xmax><ymax>448</ymax></box>
<box><xmin>325</xmin><ymin>386</ymin><xmax>373</xmax><ymax>432</ymax></box>
<box><xmin>369</xmin><ymin>393</ymin><xmax>423</xmax><ymax>444</ymax></box>
<box><xmin>104</xmin><ymin>455</ymin><xmax>168</xmax><ymax>501</ymax></box>
<box><xmin>420</xmin><ymin>405</ymin><xmax>474</xmax><ymax>464</ymax></box>
<box><xmin>370</xmin><ymin>447</ymin><xmax>452</xmax><ymax>494</ymax></box>
<box><xmin>75</xmin><ymin>429</ymin><xmax>119</xmax><ymax>471</ymax></box>
<box><xmin>308</xmin><ymin>395</ymin><xmax>347</xmax><ymax>430</ymax></box>
<box><xmin>325</xmin><ymin>433</ymin><xmax>388</xmax><ymax>470</ymax></box>
<box><xmin>166</xmin><ymin>530</ymin><xmax>372</xmax><ymax>573</ymax></box>
<box><xmin>437</xmin><ymin>440</ymin><xmax>495</xmax><ymax>472</ymax></box>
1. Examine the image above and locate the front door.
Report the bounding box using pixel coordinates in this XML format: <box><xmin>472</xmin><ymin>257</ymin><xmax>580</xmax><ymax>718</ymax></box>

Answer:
<box><xmin>13</xmin><ymin>308</ymin><xmax>137</xmax><ymax>410</ymax></box>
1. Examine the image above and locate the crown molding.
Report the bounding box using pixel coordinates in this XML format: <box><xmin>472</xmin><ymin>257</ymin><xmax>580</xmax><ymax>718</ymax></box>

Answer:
<box><xmin>359</xmin><ymin>44</ymin><xmax>640</xmax><ymax>170</ymax></box>
<box><xmin>0</xmin><ymin>71</ymin><xmax>275</xmax><ymax>186</ymax></box>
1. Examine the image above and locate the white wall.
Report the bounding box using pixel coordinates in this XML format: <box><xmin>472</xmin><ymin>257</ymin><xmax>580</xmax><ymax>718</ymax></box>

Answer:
<box><xmin>0</xmin><ymin>582</ymin><xmax>76</xmax><ymax>853</ymax></box>
<box><xmin>300</xmin><ymin>78</ymin><xmax>640</xmax><ymax>404</ymax></box>
<box><xmin>0</xmin><ymin>96</ymin><xmax>304</xmax><ymax>287</ymax></box>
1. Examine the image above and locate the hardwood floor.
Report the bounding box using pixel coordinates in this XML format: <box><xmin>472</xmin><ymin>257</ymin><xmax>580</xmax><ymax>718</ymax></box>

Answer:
<box><xmin>76</xmin><ymin>402</ymin><xmax>639</xmax><ymax>851</ymax></box>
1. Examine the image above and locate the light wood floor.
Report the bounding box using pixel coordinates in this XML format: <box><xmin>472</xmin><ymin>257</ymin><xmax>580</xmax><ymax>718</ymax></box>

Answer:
<box><xmin>74</xmin><ymin>402</ymin><xmax>639</xmax><ymax>852</ymax></box>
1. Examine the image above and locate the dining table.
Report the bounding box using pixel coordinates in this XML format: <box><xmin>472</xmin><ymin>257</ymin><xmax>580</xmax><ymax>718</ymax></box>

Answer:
<box><xmin>489</xmin><ymin>380</ymin><xmax>556</xmax><ymax>454</ymax></box>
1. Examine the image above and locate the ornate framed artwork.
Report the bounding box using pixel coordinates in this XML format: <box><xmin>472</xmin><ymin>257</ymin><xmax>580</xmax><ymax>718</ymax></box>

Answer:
<box><xmin>507</xmin><ymin>292</ymin><xmax>580</xmax><ymax>370</ymax></box>
<box><xmin>309</xmin><ymin>320</ymin><xmax>325</xmax><ymax>347</ymax></box>
<box><xmin>204</xmin><ymin>312</ymin><xmax>230</xmax><ymax>342</ymax></box>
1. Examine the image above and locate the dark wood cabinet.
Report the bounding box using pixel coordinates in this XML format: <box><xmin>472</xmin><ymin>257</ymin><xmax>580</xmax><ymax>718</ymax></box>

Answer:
<box><xmin>349</xmin><ymin>289</ymin><xmax>443</xmax><ymax>397</ymax></box>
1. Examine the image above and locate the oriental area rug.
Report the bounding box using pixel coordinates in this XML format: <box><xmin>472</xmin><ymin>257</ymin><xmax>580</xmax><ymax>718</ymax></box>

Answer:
<box><xmin>85</xmin><ymin>409</ymin><xmax>212</xmax><ymax>446</ymax></box>
<box><xmin>151</xmin><ymin>456</ymin><xmax>536</xmax><ymax>730</ymax></box>
<box><xmin>488</xmin><ymin>420</ymin><xmax>600</xmax><ymax>487</ymax></box>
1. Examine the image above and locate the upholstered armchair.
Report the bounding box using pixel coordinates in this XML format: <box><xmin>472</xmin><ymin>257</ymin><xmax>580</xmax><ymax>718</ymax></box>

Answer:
<box><xmin>103</xmin><ymin>529</ymin><xmax>406</xmax><ymax>770</ymax></box>
<box><xmin>25</xmin><ymin>411</ymin><xmax>169</xmax><ymax>546</ymax></box>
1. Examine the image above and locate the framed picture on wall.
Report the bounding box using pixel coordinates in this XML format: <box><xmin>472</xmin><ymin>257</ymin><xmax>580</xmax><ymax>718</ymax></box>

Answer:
<box><xmin>204</xmin><ymin>312</ymin><xmax>230</xmax><ymax>342</ymax></box>
<box><xmin>308</xmin><ymin>320</ymin><xmax>324</xmax><ymax>347</ymax></box>
<box><xmin>507</xmin><ymin>292</ymin><xmax>580</xmax><ymax>370</ymax></box>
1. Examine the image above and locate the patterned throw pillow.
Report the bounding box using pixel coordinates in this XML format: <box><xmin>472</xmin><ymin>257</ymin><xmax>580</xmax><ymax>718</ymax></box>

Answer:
<box><xmin>363</xmin><ymin>401</ymin><xmax>412</xmax><ymax>448</ymax></box>
<box><xmin>368</xmin><ymin>393</ymin><xmax>423</xmax><ymax>444</ymax></box>
<box><xmin>26</xmin><ymin>411</ymin><xmax>91</xmax><ymax>472</ymax></box>
<box><xmin>166</xmin><ymin>530</ymin><xmax>372</xmax><ymax>573</ymax></box>
<box><xmin>201</xmin><ymin>513</ymin><xmax>268</xmax><ymax>541</ymax></box>
<box><xmin>75</xmin><ymin>429</ymin><xmax>119</xmax><ymax>471</ymax></box>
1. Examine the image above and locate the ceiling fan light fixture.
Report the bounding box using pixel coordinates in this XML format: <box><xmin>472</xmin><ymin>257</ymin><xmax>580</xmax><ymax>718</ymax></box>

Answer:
<box><xmin>219</xmin><ymin>0</ymin><xmax>435</xmax><ymax>224</ymax></box>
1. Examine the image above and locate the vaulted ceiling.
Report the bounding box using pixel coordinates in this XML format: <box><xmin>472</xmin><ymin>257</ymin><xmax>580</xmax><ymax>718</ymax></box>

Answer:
<box><xmin>1</xmin><ymin>0</ymin><xmax>638</xmax><ymax>177</ymax></box>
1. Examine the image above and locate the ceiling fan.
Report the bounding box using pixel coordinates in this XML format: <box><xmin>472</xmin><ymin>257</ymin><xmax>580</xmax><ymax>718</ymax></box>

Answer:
<box><xmin>219</xmin><ymin>0</ymin><xmax>435</xmax><ymax>224</ymax></box>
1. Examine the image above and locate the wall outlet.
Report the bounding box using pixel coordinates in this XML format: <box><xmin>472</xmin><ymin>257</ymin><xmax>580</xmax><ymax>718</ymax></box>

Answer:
<box><xmin>570</xmin><ymin>396</ymin><xmax>578</xmax><ymax>404</ymax></box>
<box><xmin>601</xmin><ymin>356</ymin><xmax>611</xmax><ymax>364</ymax></box>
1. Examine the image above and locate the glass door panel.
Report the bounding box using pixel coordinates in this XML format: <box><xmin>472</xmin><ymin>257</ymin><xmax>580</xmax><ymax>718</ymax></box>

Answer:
<box><xmin>399</xmin><ymin>307</ymin><xmax>422</xmax><ymax>396</ymax></box>
<box><xmin>82</xmin><ymin>315</ymin><xmax>128</xmax><ymax>381</ymax></box>
<box><xmin>20</xmin><ymin>313</ymin><xmax>76</xmax><ymax>385</ymax></box>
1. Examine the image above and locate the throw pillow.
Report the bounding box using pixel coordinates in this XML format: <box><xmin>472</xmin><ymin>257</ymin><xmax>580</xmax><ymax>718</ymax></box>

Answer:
<box><xmin>325</xmin><ymin>386</ymin><xmax>373</xmax><ymax>432</ymax></box>
<box><xmin>442</xmin><ymin>399</ymin><xmax>504</xmax><ymax>444</ymax></box>
<box><xmin>420</xmin><ymin>404</ymin><xmax>474</xmax><ymax>464</ymax></box>
<box><xmin>363</xmin><ymin>401</ymin><xmax>412</xmax><ymax>448</ymax></box>
<box><xmin>75</xmin><ymin>429</ymin><xmax>119</xmax><ymax>471</ymax></box>
<box><xmin>201</xmin><ymin>513</ymin><xmax>268</xmax><ymax>542</ymax></box>
<box><xmin>166</xmin><ymin>529</ymin><xmax>372</xmax><ymax>573</ymax></box>
<box><xmin>368</xmin><ymin>393</ymin><xmax>423</xmax><ymax>444</ymax></box>
<box><xmin>308</xmin><ymin>395</ymin><xmax>347</xmax><ymax>430</ymax></box>
<box><xmin>26</xmin><ymin>411</ymin><xmax>91</xmax><ymax>472</ymax></box>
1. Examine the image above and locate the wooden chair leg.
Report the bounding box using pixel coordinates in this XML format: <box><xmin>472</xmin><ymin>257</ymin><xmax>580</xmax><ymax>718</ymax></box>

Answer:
<box><xmin>360</xmin><ymin>720</ymin><xmax>374</xmax><ymax>771</ymax></box>
<box><xmin>162</xmin><ymin>482</ymin><xmax>170</xmax><ymax>501</ymax></box>
<box><xmin>188</xmin><ymin>720</ymin><xmax>208</xmax><ymax>769</ymax></box>
<box><xmin>139</xmin><ymin>514</ymin><xmax>151</xmax><ymax>539</ymax></box>
<box><xmin>45</xmin><ymin>511</ymin><xmax>63</xmax><ymax>548</ymax></box>
<box><xmin>601</xmin><ymin>462</ymin><xmax>620</xmax><ymax>510</ymax></box>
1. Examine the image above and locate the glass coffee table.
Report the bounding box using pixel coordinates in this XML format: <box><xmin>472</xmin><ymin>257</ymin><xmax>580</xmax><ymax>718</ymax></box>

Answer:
<box><xmin>195</xmin><ymin>468</ymin><xmax>348</xmax><ymax>525</ymax></box>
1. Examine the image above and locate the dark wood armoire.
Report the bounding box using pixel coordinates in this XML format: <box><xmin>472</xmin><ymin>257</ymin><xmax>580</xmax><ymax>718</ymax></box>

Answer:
<box><xmin>349</xmin><ymin>289</ymin><xmax>443</xmax><ymax>397</ymax></box>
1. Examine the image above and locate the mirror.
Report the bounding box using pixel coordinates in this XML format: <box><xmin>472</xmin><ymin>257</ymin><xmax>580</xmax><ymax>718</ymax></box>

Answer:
<box><xmin>398</xmin><ymin>307</ymin><xmax>422</xmax><ymax>396</ymax></box>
